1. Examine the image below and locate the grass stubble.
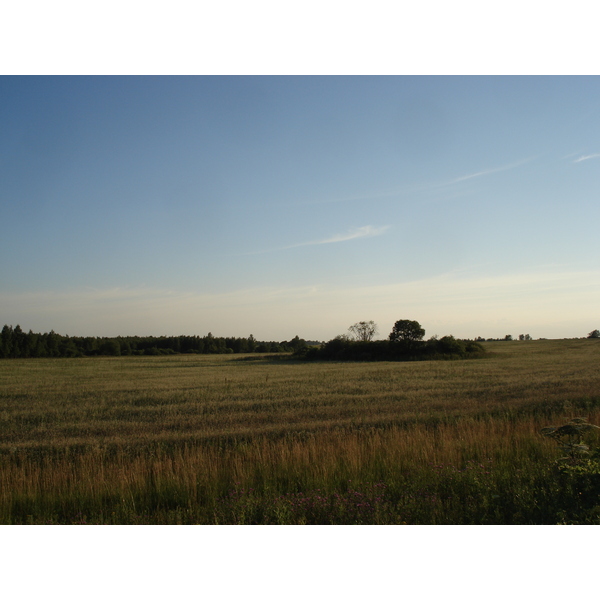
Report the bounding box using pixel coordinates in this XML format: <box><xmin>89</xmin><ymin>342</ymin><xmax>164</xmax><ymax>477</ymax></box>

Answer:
<box><xmin>0</xmin><ymin>339</ymin><xmax>599</xmax><ymax>524</ymax></box>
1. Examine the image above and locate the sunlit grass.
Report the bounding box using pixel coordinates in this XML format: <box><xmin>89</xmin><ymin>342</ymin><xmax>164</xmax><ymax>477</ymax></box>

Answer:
<box><xmin>0</xmin><ymin>339</ymin><xmax>599</xmax><ymax>523</ymax></box>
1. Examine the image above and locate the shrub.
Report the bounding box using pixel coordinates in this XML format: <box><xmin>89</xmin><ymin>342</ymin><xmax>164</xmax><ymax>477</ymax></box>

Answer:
<box><xmin>541</xmin><ymin>418</ymin><xmax>600</xmax><ymax>523</ymax></box>
<box><xmin>300</xmin><ymin>335</ymin><xmax>484</xmax><ymax>362</ymax></box>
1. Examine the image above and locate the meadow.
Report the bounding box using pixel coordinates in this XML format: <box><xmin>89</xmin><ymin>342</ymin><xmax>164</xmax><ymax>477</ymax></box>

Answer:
<box><xmin>1</xmin><ymin>339</ymin><xmax>599</xmax><ymax>524</ymax></box>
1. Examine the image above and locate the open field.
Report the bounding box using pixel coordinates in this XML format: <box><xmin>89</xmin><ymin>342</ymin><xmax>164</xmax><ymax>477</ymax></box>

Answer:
<box><xmin>1</xmin><ymin>339</ymin><xmax>599</xmax><ymax>524</ymax></box>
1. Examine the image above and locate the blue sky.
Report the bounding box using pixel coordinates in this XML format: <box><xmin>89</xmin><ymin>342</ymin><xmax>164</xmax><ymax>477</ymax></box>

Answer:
<box><xmin>1</xmin><ymin>76</ymin><xmax>599</xmax><ymax>340</ymax></box>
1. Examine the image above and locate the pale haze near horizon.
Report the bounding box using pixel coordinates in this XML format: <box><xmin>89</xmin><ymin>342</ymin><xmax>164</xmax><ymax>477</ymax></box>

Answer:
<box><xmin>2</xmin><ymin>76</ymin><xmax>599</xmax><ymax>341</ymax></box>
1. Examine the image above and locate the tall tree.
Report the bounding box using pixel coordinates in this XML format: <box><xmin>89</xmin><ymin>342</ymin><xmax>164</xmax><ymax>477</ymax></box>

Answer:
<box><xmin>11</xmin><ymin>325</ymin><xmax>24</xmax><ymax>358</ymax></box>
<box><xmin>0</xmin><ymin>325</ymin><xmax>12</xmax><ymax>358</ymax></box>
<box><xmin>389</xmin><ymin>320</ymin><xmax>425</xmax><ymax>343</ymax></box>
<box><xmin>348</xmin><ymin>321</ymin><xmax>378</xmax><ymax>342</ymax></box>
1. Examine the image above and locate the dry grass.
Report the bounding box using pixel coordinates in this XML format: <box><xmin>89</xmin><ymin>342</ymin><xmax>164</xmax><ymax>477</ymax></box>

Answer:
<box><xmin>0</xmin><ymin>339</ymin><xmax>599</xmax><ymax>523</ymax></box>
<box><xmin>2</xmin><ymin>339</ymin><xmax>598</xmax><ymax>450</ymax></box>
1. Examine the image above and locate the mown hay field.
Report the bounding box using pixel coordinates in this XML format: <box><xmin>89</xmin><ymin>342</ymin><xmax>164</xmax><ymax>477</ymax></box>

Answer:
<box><xmin>1</xmin><ymin>339</ymin><xmax>599</xmax><ymax>524</ymax></box>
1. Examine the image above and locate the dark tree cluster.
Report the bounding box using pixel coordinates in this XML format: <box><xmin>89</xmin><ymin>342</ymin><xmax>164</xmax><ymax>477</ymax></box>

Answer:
<box><xmin>296</xmin><ymin>320</ymin><xmax>484</xmax><ymax>362</ymax></box>
<box><xmin>0</xmin><ymin>325</ymin><xmax>309</xmax><ymax>359</ymax></box>
<box><xmin>474</xmin><ymin>335</ymin><xmax>524</xmax><ymax>342</ymax></box>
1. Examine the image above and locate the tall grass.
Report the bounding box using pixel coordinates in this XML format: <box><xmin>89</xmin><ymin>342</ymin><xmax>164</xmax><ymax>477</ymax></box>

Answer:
<box><xmin>0</xmin><ymin>340</ymin><xmax>599</xmax><ymax>524</ymax></box>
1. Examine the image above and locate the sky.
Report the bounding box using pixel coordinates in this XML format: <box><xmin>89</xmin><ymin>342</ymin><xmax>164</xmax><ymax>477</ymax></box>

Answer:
<box><xmin>2</xmin><ymin>2</ymin><xmax>598</xmax><ymax>591</ymax></box>
<box><xmin>1</xmin><ymin>75</ymin><xmax>599</xmax><ymax>341</ymax></box>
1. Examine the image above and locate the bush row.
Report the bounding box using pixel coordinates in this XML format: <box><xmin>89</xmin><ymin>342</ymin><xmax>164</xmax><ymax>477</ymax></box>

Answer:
<box><xmin>296</xmin><ymin>336</ymin><xmax>485</xmax><ymax>361</ymax></box>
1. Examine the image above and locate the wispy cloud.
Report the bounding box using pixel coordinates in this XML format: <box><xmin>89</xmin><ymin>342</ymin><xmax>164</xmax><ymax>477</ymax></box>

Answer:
<box><xmin>446</xmin><ymin>156</ymin><xmax>537</xmax><ymax>185</ymax></box>
<box><xmin>293</xmin><ymin>158</ymin><xmax>536</xmax><ymax>208</ymax></box>
<box><xmin>573</xmin><ymin>153</ymin><xmax>600</xmax><ymax>163</ymax></box>
<box><xmin>288</xmin><ymin>225</ymin><xmax>390</xmax><ymax>248</ymax></box>
<box><xmin>3</xmin><ymin>267</ymin><xmax>599</xmax><ymax>339</ymax></box>
<box><xmin>242</xmin><ymin>225</ymin><xmax>390</xmax><ymax>255</ymax></box>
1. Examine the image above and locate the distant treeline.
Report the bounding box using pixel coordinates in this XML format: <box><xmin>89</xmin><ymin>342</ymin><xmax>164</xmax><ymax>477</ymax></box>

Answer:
<box><xmin>296</xmin><ymin>336</ymin><xmax>485</xmax><ymax>362</ymax></box>
<box><xmin>0</xmin><ymin>325</ymin><xmax>312</xmax><ymax>358</ymax></box>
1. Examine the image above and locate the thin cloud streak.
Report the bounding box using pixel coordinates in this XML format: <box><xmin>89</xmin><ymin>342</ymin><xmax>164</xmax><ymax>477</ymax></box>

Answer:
<box><xmin>2</xmin><ymin>267</ymin><xmax>598</xmax><ymax>339</ymax></box>
<box><xmin>573</xmin><ymin>153</ymin><xmax>600</xmax><ymax>163</ymax></box>
<box><xmin>240</xmin><ymin>225</ymin><xmax>390</xmax><ymax>255</ymax></box>
<box><xmin>292</xmin><ymin>157</ymin><xmax>536</xmax><ymax>208</ymax></box>
<box><xmin>286</xmin><ymin>225</ymin><xmax>390</xmax><ymax>248</ymax></box>
<box><xmin>446</xmin><ymin>156</ymin><xmax>537</xmax><ymax>185</ymax></box>
<box><xmin>3</xmin><ymin>269</ymin><xmax>596</xmax><ymax>317</ymax></box>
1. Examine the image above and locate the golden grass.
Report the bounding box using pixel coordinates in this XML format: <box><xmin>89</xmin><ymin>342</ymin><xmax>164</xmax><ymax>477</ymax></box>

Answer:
<box><xmin>0</xmin><ymin>339</ymin><xmax>598</xmax><ymax>523</ymax></box>
<box><xmin>1</xmin><ymin>340</ymin><xmax>598</xmax><ymax>451</ymax></box>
